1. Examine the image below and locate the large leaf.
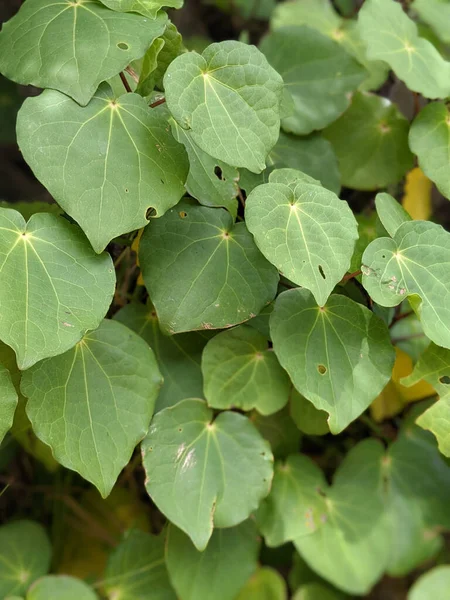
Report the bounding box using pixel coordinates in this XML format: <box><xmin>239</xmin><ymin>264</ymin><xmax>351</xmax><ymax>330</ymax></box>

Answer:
<box><xmin>22</xmin><ymin>319</ymin><xmax>162</xmax><ymax>497</ymax></box>
<box><xmin>139</xmin><ymin>199</ymin><xmax>279</xmax><ymax>334</ymax></box>
<box><xmin>27</xmin><ymin>576</ymin><xmax>97</xmax><ymax>600</ymax></box>
<box><xmin>270</xmin><ymin>289</ymin><xmax>395</xmax><ymax>433</ymax></box>
<box><xmin>323</xmin><ymin>92</ymin><xmax>414</xmax><ymax>190</ymax></box>
<box><xmin>413</xmin><ymin>0</ymin><xmax>450</xmax><ymax>44</ymax></box>
<box><xmin>0</xmin><ymin>362</ymin><xmax>17</xmax><ymax>445</ymax></box>
<box><xmin>98</xmin><ymin>0</ymin><xmax>183</xmax><ymax>19</ymax></box>
<box><xmin>260</xmin><ymin>26</ymin><xmax>366</xmax><ymax>135</ymax></box>
<box><xmin>246</xmin><ymin>173</ymin><xmax>357</xmax><ymax>306</ymax></box>
<box><xmin>103</xmin><ymin>530</ymin><xmax>175</xmax><ymax>600</ymax></box>
<box><xmin>361</xmin><ymin>220</ymin><xmax>450</xmax><ymax>349</ymax></box>
<box><xmin>235</xmin><ymin>567</ymin><xmax>287</xmax><ymax>600</ymax></box>
<box><xmin>0</xmin><ymin>1</ymin><xmax>167</xmax><ymax>106</ymax></box>
<box><xmin>202</xmin><ymin>325</ymin><xmax>290</xmax><ymax>415</ymax></box>
<box><xmin>0</xmin><ymin>520</ymin><xmax>51</xmax><ymax>598</ymax></box>
<box><xmin>114</xmin><ymin>302</ymin><xmax>209</xmax><ymax>412</ymax></box>
<box><xmin>165</xmin><ymin>521</ymin><xmax>259</xmax><ymax>600</ymax></box>
<box><xmin>164</xmin><ymin>41</ymin><xmax>283</xmax><ymax>173</ymax></box>
<box><xmin>142</xmin><ymin>398</ymin><xmax>273</xmax><ymax>550</ymax></box>
<box><xmin>17</xmin><ymin>84</ymin><xmax>188</xmax><ymax>253</ymax></box>
<box><xmin>409</xmin><ymin>102</ymin><xmax>450</xmax><ymax>200</ymax></box>
<box><xmin>0</xmin><ymin>209</ymin><xmax>115</xmax><ymax>369</ymax></box>
<box><xmin>408</xmin><ymin>566</ymin><xmax>450</xmax><ymax>600</ymax></box>
<box><xmin>359</xmin><ymin>0</ymin><xmax>450</xmax><ymax>99</ymax></box>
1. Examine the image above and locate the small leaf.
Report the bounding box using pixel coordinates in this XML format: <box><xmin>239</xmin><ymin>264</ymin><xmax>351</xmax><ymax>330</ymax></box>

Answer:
<box><xmin>164</xmin><ymin>41</ymin><xmax>283</xmax><ymax>173</ymax></box>
<box><xmin>349</xmin><ymin>212</ymin><xmax>380</xmax><ymax>274</ymax></box>
<box><xmin>0</xmin><ymin>1</ymin><xmax>167</xmax><ymax>106</ymax></box>
<box><xmin>270</xmin><ymin>289</ymin><xmax>395</xmax><ymax>434</ymax></box>
<box><xmin>290</xmin><ymin>390</ymin><xmax>329</xmax><ymax>436</ymax></box>
<box><xmin>323</xmin><ymin>92</ymin><xmax>414</xmax><ymax>190</ymax></box>
<box><xmin>27</xmin><ymin>576</ymin><xmax>97</xmax><ymax>600</ymax></box>
<box><xmin>235</xmin><ymin>567</ymin><xmax>287</xmax><ymax>600</ymax></box>
<box><xmin>202</xmin><ymin>325</ymin><xmax>290</xmax><ymax>415</ymax></box>
<box><xmin>292</xmin><ymin>583</ymin><xmax>346</xmax><ymax>600</ymax></box>
<box><xmin>114</xmin><ymin>301</ymin><xmax>209</xmax><ymax>412</ymax></box>
<box><xmin>401</xmin><ymin>343</ymin><xmax>449</xmax><ymax>398</ymax></box>
<box><xmin>139</xmin><ymin>200</ymin><xmax>279</xmax><ymax>334</ymax></box>
<box><xmin>359</xmin><ymin>0</ymin><xmax>450</xmax><ymax>99</ymax></box>
<box><xmin>361</xmin><ymin>220</ymin><xmax>450</xmax><ymax>349</ymax></box>
<box><xmin>0</xmin><ymin>520</ymin><xmax>51</xmax><ymax>598</ymax></box>
<box><xmin>409</xmin><ymin>102</ymin><xmax>450</xmax><ymax>201</ymax></box>
<box><xmin>0</xmin><ymin>361</ymin><xmax>17</xmax><ymax>445</ymax></box>
<box><xmin>375</xmin><ymin>193</ymin><xmax>412</xmax><ymax>237</ymax></box>
<box><xmin>98</xmin><ymin>0</ymin><xmax>183</xmax><ymax>19</ymax></box>
<box><xmin>22</xmin><ymin>320</ymin><xmax>162</xmax><ymax>497</ymax></box>
<box><xmin>408</xmin><ymin>566</ymin><xmax>450</xmax><ymax>600</ymax></box>
<box><xmin>0</xmin><ymin>209</ymin><xmax>115</xmax><ymax>369</ymax></box>
<box><xmin>103</xmin><ymin>530</ymin><xmax>175</xmax><ymax>600</ymax></box>
<box><xmin>166</xmin><ymin>521</ymin><xmax>260</xmax><ymax>600</ymax></box>
<box><xmin>245</xmin><ymin>173</ymin><xmax>358</xmax><ymax>306</ymax></box>
<box><xmin>135</xmin><ymin>38</ymin><xmax>166</xmax><ymax>96</ymax></box>
<box><xmin>142</xmin><ymin>398</ymin><xmax>273</xmax><ymax>550</ymax></box>
<box><xmin>17</xmin><ymin>84</ymin><xmax>188</xmax><ymax>253</ymax></box>
<box><xmin>260</xmin><ymin>26</ymin><xmax>366</xmax><ymax>135</ymax></box>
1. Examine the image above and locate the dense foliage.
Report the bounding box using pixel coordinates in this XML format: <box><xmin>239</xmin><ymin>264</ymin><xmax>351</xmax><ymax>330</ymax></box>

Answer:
<box><xmin>0</xmin><ymin>0</ymin><xmax>450</xmax><ymax>598</ymax></box>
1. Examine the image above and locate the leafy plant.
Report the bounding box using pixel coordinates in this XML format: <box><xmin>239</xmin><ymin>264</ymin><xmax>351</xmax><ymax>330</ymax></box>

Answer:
<box><xmin>0</xmin><ymin>0</ymin><xmax>449</xmax><ymax>598</ymax></box>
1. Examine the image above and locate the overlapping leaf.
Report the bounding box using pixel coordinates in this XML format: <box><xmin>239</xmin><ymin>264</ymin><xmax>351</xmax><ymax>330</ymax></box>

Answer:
<box><xmin>409</xmin><ymin>102</ymin><xmax>450</xmax><ymax>200</ymax></box>
<box><xmin>166</xmin><ymin>521</ymin><xmax>259</xmax><ymax>600</ymax></box>
<box><xmin>139</xmin><ymin>200</ymin><xmax>279</xmax><ymax>334</ymax></box>
<box><xmin>0</xmin><ymin>1</ymin><xmax>167</xmax><ymax>106</ymax></box>
<box><xmin>0</xmin><ymin>362</ymin><xmax>17</xmax><ymax>445</ymax></box>
<box><xmin>251</xmin><ymin>407</ymin><xmax>302</xmax><ymax>459</ymax></box>
<box><xmin>0</xmin><ymin>209</ymin><xmax>115</xmax><ymax>369</ymax></box>
<box><xmin>361</xmin><ymin>220</ymin><xmax>450</xmax><ymax>349</ymax></box>
<box><xmin>99</xmin><ymin>0</ymin><xmax>183</xmax><ymax>19</ymax></box>
<box><xmin>270</xmin><ymin>289</ymin><xmax>395</xmax><ymax>433</ymax></box>
<box><xmin>245</xmin><ymin>173</ymin><xmax>358</xmax><ymax>306</ymax></box>
<box><xmin>413</xmin><ymin>0</ymin><xmax>450</xmax><ymax>44</ymax></box>
<box><xmin>22</xmin><ymin>319</ymin><xmax>162</xmax><ymax>497</ymax></box>
<box><xmin>324</xmin><ymin>93</ymin><xmax>414</xmax><ymax>190</ymax></box>
<box><xmin>260</xmin><ymin>26</ymin><xmax>366</xmax><ymax>135</ymax></box>
<box><xmin>27</xmin><ymin>576</ymin><xmax>97</xmax><ymax>600</ymax></box>
<box><xmin>202</xmin><ymin>325</ymin><xmax>290</xmax><ymax>415</ymax></box>
<box><xmin>359</xmin><ymin>0</ymin><xmax>450</xmax><ymax>99</ymax></box>
<box><xmin>142</xmin><ymin>398</ymin><xmax>273</xmax><ymax>550</ymax></box>
<box><xmin>17</xmin><ymin>84</ymin><xmax>188</xmax><ymax>253</ymax></box>
<box><xmin>408</xmin><ymin>566</ymin><xmax>450</xmax><ymax>600</ymax></box>
<box><xmin>290</xmin><ymin>390</ymin><xmax>329</xmax><ymax>436</ymax></box>
<box><xmin>375</xmin><ymin>193</ymin><xmax>411</xmax><ymax>237</ymax></box>
<box><xmin>235</xmin><ymin>568</ymin><xmax>287</xmax><ymax>600</ymax></box>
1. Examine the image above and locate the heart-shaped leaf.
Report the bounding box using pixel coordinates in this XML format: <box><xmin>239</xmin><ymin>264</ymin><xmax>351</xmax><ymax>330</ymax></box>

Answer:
<box><xmin>139</xmin><ymin>200</ymin><xmax>279</xmax><ymax>334</ymax></box>
<box><xmin>27</xmin><ymin>576</ymin><xmax>97</xmax><ymax>600</ymax></box>
<box><xmin>164</xmin><ymin>41</ymin><xmax>283</xmax><ymax>173</ymax></box>
<box><xmin>17</xmin><ymin>84</ymin><xmax>188</xmax><ymax>253</ymax></box>
<box><xmin>99</xmin><ymin>0</ymin><xmax>183</xmax><ymax>19</ymax></box>
<box><xmin>0</xmin><ymin>209</ymin><xmax>115</xmax><ymax>369</ymax></box>
<box><xmin>245</xmin><ymin>173</ymin><xmax>358</xmax><ymax>306</ymax></box>
<box><xmin>361</xmin><ymin>220</ymin><xmax>450</xmax><ymax>349</ymax></box>
<box><xmin>0</xmin><ymin>1</ymin><xmax>167</xmax><ymax>106</ymax></box>
<box><xmin>270</xmin><ymin>289</ymin><xmax>395</xmax><ymax>433</ymax></box>
<box><xmin>0</xmin><ymin>362</ymin><xmax>17</xmax><ymax>445</ymax></box>
<box><xmin>22</xmin><ymin>319</ymin><xmax>162</xmax><ymax>497</ymax></box>
<box><xmin>323</xmin><ymin>92</ymin><xmax>414</xmax><ymax>190</ymax></box>
<box><xmin>142</xmin><ymin>398</ymin><xmax>273</xmax><ymax>550</ymax></box>
<box><xmin>202</xmin><ymin>325</ymin><xmax>290</xmax><ymax>415</ymax></box>
<box><xmin>260</xmin><ymin>25</ymin><xmax>366</xmax><ymax>135</ymax></box>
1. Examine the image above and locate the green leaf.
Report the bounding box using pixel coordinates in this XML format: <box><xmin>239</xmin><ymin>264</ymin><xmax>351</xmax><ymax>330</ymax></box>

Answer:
<box><xmin>166</xmin><ymin>521</ymin><xmax>260</xmax><ymax>600</ymax></box>
<box><xmin>375</xmin><ymin>193</ymin><xmax>412</xmax><ymax>237</ymax></box>
<box><xmin>0</xmin><ymin>75</ymin><xmax>22</xmax><ymax>143</ymax></box>
<box><xmin>0</xmin><ymin>1</ymin><xmax>167</xmax><ymax>106</ymax></box>
<box><xmin>359</xmin><ymin>0</ymin><xmax>450</xmax><ymax>99</ymax></box>
<box><xmin>361</xmin><ymin>220</ymin><xmax>450</xmax><ymax>349</ymax></box>
<box><xmin>402</xmin><ymin>343</ymin><xmax>450</xmax><ymax>397</ymax></box>
<box><xmin>139</xmin><ymin>199</ymin><xmax>279</xmax><ymax>334</ymax></box>
<box><xmin>235</xmin><ymin>567</ymin><xmax>287</xmax><ymax>600</ymax></box>
<box><xmin>251</xmin><ymin>406</ymin><xmax>301</xmax><ymax>459</ymax></box>
<box><xmin>103</xmin><ymin>530</ymin><xmax>176</xmax><ymax>600</ymax></box>
<box><xmin>164</xmin><ymin>41</ymin><xmax>283</xmax><ymax>173</ymax></box>
<box><xmin>171</xmin><ymin>119</ymin><xmax>238</xmax><ymax>216</ymax></box>
<box><xmin>114</xmin><ymin>301</ymin><xmax>208</xmax><ymax>412</ymax></box>
<box><xmin>270</xmin><ymin>289</ymin><xmax>395</xmax><ymax>433</ymax></box>
<box><xmin>323</xmin><ymin>92</ymin><xmax>414</xmax><ymax>190</ymax></box>
<box><xmin>27</xmin><ymin>576</ymin><xmax>97</xmax><ymax>600</ymax></box>
<box><xmin>202</xmin><ymin>325</ymin><xmax>290</xmax><ymax>415</ymax></box>
<box><xmin>141</xmin><ymin>398</ymin><xmax>273</xmax><ymax>550</ymax></box>
<box><xmin>0</xmin><ymin>202</ymin><xmax>62</xmax><ymax>222</ymax></box>
<box><xmin>17</xmin><ymin>84</ymin><xmax>188</xmax><ymax>253</ymax></box>
<box><xmin>290</xmin><ymin>390</ymin><xmax>329</xmax><ymax>436</ymax></box>
<box><xmin>0</xmin><ymin>362</ymin><xmax>17</xmax><ymax>445</ymax></box>
<box><xmin>135</xmin><ymin>37</ymin><xmax>166</xmax><ymax>96</ymax></box>
<box><xmin>245</xmin><ymin>174</ymin><xmax>358</xmax><ymax>306</ymax></box>
<box><xmin>413</xmin><ymin>0</ymin><xmax>450</xmax><ymax>44</ymax></box>
<box><xmin>292</xmin><ymin>583</ymin><xmax>346</xmax><ymax>600</ymax></box>
<box><xmin>0</xmin><ymin>209</ymin><xmax>115</xmax><ymax>369</ymax></box>
<box><xmin>416</xmin><ymin>397</ymin><xmax>450</xmax><ymax>458</ymax></box>
<box><xmin>408</xmin><ymin>566</ymin><xmax>450</xmax><ymax>600</ymax></box>
<box><xmin>260</xmin><ymin>26</ymin><xmax>366</xmax><ymax>135</ymax></box>
<box><xmin>349</xmin><ymin>212</ymin><xmax>380</xmax><ymax>274</ymax></box>
<box><xmin>0</xmin><ymin>520</ymin><xmax>51</xmax><ymax>598</ymax></box>
<box><xmin>409</xmin><ymin>102</ymin><xmax>450</xmax><ymax>200</ymax></box>
<box><xmin>98</xmin><ymin>0</ymin><xmax>183</xmax><ymax>19</ymax></box>
<box><xmin>22</xmin><ymin>319</ymin><xmax>162</xmax><ymax>497</ymax></box>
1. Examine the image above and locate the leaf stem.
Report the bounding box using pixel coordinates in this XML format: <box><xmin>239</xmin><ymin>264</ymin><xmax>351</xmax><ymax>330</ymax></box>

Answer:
<box><xmin>341</xmin><ymin>269</ymin><xmax>362</xmax><ymax>283</ymax></box>
<box><xmin>389</xmin><ymin>309</ymin><xmax>414</xmax><ymax>329</ymax></box>
<box><xmin>119</xmin><ymin>71</ymin><xmax>132</xmax><ymax>94</ymax></box>
<box><xmin>149</xmin><ymin>97</ymin><xmax>166</xmax><ymax>109</ymax></box>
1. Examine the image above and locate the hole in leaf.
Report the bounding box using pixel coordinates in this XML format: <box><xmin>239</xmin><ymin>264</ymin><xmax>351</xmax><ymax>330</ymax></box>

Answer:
<box><xmin>439</xmin><ymin>375</ymin><xmax>450</xmax><ymax>385</ymax></box>
<box><xmin>124</xmin><ymin>188</ymin><xmax>129</xmax><ymax>193</ymax></box>
<box><xmin>318</xmin><ymin>265</ymin><xmax>326</xmax><ymax>279</ymax></box>
<box><xmin>317</xmin><ymin>364</ymin><xmax>327</xmax><ymax>375</ymax></box>
<box><xmin>117</xmin><ymin>42</ymin><xmax>129</xmax><ymax>50</ymax></box>
<box><xmin>214</xmin><ymin>166</ymin><xmax>223</xmax><ymax>180</ymax></box>
<box><xmin>382</xmin><ymin>254</ymin><xmax>386</xmax><ymax>259</ymax></box>
<box><xmin>160</xmin><ymin>179</ymin><xmax>165</xmax><ymax>185</ymax></box>
<box><xmin>178</xmin><ymin>428</ymin><xmax>183</xmax><ymax>432</ymax></box>
<box><xmin>146</xmin><ymin>207</ymin><xmax>156</xmax><ymax>219</ymax></box>
<box><xmin>179</xmin><ymin>211</ymin><xmax>188</xmax><ymax>219</ymax></box>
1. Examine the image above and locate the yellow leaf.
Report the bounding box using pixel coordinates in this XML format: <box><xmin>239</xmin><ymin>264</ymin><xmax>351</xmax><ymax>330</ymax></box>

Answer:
<box><xmin>131</xmin><ymin>229</ymin><xmax>144</xmax><ymax>285</ymax></box>
<box><xmin>402</xmin><ymin>167</ymin><xmax>432</xmax><ymax>221</ymax></box>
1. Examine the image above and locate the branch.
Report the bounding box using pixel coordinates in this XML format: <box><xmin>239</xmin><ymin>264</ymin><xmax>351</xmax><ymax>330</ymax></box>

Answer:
<box><xmin>149</xmin><ymin>97</ymin><xmax>166</xmax><ymax>109</ymax></box>
<box><xmin>341</xmin><ymin>269</ymin><xmax>362</xmax><ymax>283</ymax></box>
<box><xmin>119</xmin><ymin>71</ymin><xmax>132</xmax><ymax>94</ymax></box>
